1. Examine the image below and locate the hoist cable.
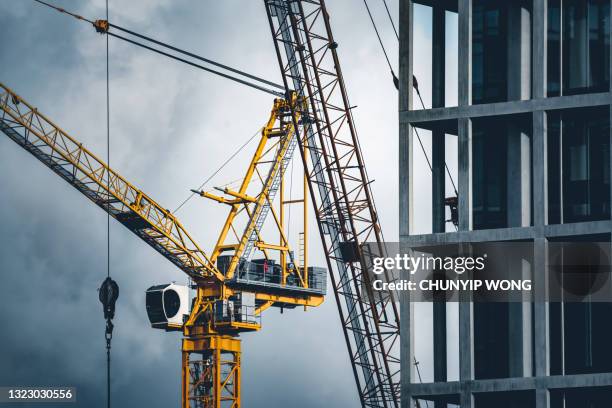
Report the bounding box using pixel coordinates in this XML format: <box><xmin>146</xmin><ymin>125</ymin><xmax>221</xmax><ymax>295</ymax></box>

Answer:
<box><xmin>104</xmin><ymin>1</ymin><xmax>112</xmax><ymax>407</ymax></box>
<box><xmin>108</xmin><ymin>23</ymin><xmax>284</xmax><ymax>91</ymax></box>
<box><xmin>173</xmin><ymin>127</ymin><xmax>263</xmax><ymax>214</ymax></box>
<box><xmin>105</xmin><ymin>5</ymin><xmax>110</xmax><ymax>280</ymax></box>
<box><xmin>107</xmin><ymin>32</ymin><xmax>283</xmax><ymax>97</ymax></box>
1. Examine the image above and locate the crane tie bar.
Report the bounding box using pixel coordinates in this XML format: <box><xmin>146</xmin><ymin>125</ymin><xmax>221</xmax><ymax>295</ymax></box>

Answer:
<box><xmin>31</xmin><ymin>0</ymin><xmax>285</xmax><ymax>97</ymax></box>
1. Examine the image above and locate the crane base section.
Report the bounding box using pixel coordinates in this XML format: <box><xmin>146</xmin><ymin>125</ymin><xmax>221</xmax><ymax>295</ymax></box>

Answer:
<box><xmin>182</xmin><ymin>336</ymin><xmax>241</xmax><ymax>408</ymax></box>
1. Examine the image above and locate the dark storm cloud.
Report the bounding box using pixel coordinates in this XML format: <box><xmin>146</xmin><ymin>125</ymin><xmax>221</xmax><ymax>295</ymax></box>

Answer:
<box><xmin>0</xmin><ymin>1</ymin><xmax>410</xmax><ymax>407</ymax></box>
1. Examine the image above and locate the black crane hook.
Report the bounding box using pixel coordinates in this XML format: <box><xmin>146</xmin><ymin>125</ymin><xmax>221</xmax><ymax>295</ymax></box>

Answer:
<box><xmin>99</xmin><ymin>277</ymin><xmax>119</xmax><ymax>346</ymax></box>
<box><xmin>99</xmin><ymin>277</ymin><xmax>119</xmax><ymax>320</ymax></box>
<box><xmin>98</xmin><ymin>276</ymin><xmax>118</xmax><ymax>408</ymax></box>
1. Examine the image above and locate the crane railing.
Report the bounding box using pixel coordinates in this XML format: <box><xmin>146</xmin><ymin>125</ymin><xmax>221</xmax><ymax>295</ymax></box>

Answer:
<box><xmin>265</xmin><ymin>1</ymin><xmax>401</xmax><ymax>407</ymax></box>
<box><xmin>0</xmin><ymin>82</ymin><xmax>222</xmax><ymax>281</ymax></box>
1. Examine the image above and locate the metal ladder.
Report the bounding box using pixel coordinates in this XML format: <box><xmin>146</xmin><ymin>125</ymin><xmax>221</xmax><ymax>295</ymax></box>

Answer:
<box><xmin>241</xmin><ymin>115</ymin><xmax>300</xmax><ymax>263</ymax></box>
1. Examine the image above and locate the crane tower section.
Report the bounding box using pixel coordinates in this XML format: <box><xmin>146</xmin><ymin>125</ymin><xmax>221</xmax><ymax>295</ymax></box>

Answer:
<box><xmin>264</xmin><ymin>1</ymin><xmax>401</xmax><ymax>407</ymax></box>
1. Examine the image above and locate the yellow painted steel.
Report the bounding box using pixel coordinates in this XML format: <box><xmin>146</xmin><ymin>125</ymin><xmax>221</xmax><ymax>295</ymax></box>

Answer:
<box><xmin>182</xmin><ymin>336</ymin><xmax>241</xmax><ymax>408</ymax></box>
<box><xmin>0</xmin><ymin>83</ymin><xmax>223</xmax><ymax>281</ymax></box>
<box><xmin>202</xmin><ymin>95</ymin><xmax>306</xmax><ymax>281</ymax></box>
<box><xmin>0</xmin><ymin>83</ymin><xmax>324</xmax><ymax>408</ymax></box>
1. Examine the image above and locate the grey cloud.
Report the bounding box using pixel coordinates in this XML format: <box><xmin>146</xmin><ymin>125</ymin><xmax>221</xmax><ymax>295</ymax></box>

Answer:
<box><xmin>0</xmin><ymin>1</ymin><xmax>431</xmax><ymax>407</ymax></box>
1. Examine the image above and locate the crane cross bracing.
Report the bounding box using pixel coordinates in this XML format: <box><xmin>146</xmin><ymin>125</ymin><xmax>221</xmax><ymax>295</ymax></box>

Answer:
<box><xmin>265</xmin><ymin>1</ymin><xmax>401</xmax><ymax>406</ymax></box>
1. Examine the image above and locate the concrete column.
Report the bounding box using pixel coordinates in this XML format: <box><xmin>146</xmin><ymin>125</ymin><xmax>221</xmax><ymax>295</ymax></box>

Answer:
<box><xmin>458</xmin><ymin>0</ymin><xmax>472</xmax><ymax>107</ymax></box>
<box><xmin>458</xmin><ymin>118</ymin><xmax>472</xmax><ymax>231</ymax></box>
<box><xmin>459</xmin><ymin>300</ymin><xmax>474</xmax><ymax>408</ymax></box>
<box><xmin>433</xmin><ymin>305</ymin><xmax>447</xmax><ymax>375</ymax></box>
<box><xmin>400</xmin><ymin>241</ymin><xmax>415</xmax><ymax>408</ymax></box>
<box><xmin>533</xmin><ymin>0</ymin><xmax>548</xmax><ymax>99</ymax></box>
<box><xmin>532</xmin><ymin>0</ymin><xmax>548</xmax><ymax>233</ymax></box>
<box><xmin>458</xmin><ymin>0</ymin><xmax>473</xmax><ymax>234</ymax></box>
<box><xmin>532</xmin><ymin>6</ymin><xmax>550</xmax><ymax>396</ymax></box>
<box><xmin>533</xmin><ymin>111</ymin><xmax>548</xmax><ymax>230</ymax></box>
<box><xmin>507</xmin><ymin>1</ymin><xmax>532</xmax><ymax>101</ymax></box>
<box><xmin>432</xmin><ymin>6</ymin><xmax>447</xmax><ymax>233</ymax></box>
<box><xmin>399</xmin><ymin>2</ymin><xmax>414</xmax><ymax>406</ymax></box>
<box><xmin>432</xmin><ymin>6</ymin><xmax>446</xmax><ymax>108</ymax></box>
<box><xmin>507</xmin><ymin>123</ymin><xmax>531</xmax><ymax>227</ymax></box>
<box><xmin>508</xmin><ymin>258</ymin><xmax>533</xmax><ymax>378</ymax></box>
<box><xmin>432</xmin><ymin>130</ymin><xmax>446</xmax><ymax>232</ymax></box>
<box><xmin>534</xmin><ymin>238</ymin><xmax>550</xmax><ymax>408</ymax></box>
<box><xmin>433</xmin><ymin>302</ymin><xmax>447</xmax><ymax>408</ymax></box>
<box><xmin>399</xmin><ymin>0</ymin><xmax>414</xmax><ymax>239</ymax></box>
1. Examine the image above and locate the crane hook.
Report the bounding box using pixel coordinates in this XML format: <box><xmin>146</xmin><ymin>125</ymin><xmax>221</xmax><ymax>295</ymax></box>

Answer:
<box><xmin>99</xmin><ymin>277</ymin><xmax>119</xmax><ymax>346</ymax></box>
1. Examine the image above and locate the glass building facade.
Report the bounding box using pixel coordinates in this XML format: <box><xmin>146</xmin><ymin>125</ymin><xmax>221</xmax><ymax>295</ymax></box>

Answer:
<box><xmin>401</xmin><ymin>0</ymin><xmax>612</xmax><ymax>407</ymax></box>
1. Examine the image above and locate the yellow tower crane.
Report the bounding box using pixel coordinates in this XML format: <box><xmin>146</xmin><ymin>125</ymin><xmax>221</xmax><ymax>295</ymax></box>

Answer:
<box><xmin>0</xmin><ymin>83</ymin><xmax>325</xmax><ymax>408</ymax></box>
<box><xmin>9</xmin><ymin>1</ymin><xmax>403</xmax><ymax>407</ymax></box>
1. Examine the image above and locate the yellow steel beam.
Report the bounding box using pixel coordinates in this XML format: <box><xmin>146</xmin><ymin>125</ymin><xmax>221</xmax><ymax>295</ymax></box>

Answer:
<box><xmin>0</xmin><ymin>83</ymin><xmax>223</xmax><ymax>282</ymax></box>
<box><xmin>255</xmin><ymin>242</ymin><xmax>288</xmax><ymax>251</ymax></box>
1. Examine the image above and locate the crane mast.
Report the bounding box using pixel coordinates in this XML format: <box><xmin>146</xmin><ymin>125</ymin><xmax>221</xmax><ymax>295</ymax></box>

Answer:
<box><xmin>264</xmin><ymin>1</ymin><xmax>401</xmax><ymax>406</ymax></box>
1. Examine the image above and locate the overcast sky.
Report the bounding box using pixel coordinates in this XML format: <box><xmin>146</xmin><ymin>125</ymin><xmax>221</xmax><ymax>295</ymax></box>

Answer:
<box><xmin>0</xmin><ymin>1</ymin><xmax>452</xmax><ymax>407</ymax></box>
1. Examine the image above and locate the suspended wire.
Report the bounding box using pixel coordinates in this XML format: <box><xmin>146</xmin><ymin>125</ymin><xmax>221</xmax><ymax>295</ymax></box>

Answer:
<box><xmin>173</xmin><ymin>127</ymin><xmax>263</xmax><ymax>214</ymax></box>
<box><xmin>107</xmin><ymin>32</ymin><xmax>283</xmax><ymax>97</ymax></box>
<box><xmin>380</xmin><ymin>0</ymin><xmax>399</xmax><ymax>40</ymax></box>
<box><xmin>412</xmin><ymin>127</ymin><xmax>432</xmax><ymax>171</ymax></box>
<box><xmin>33</xmin><ymin>0</ymin><xmax>93</xmax><ymax>23</ymax></box>
<box><xmin>362</xmin><ymin>0</ymin><xmax>396</xmax><ymax>81</ymax></box>
<box><xmin>361</xmin><ymin>0</ymin><xmax>432</xmax><ymax>176</ymax></box>
<box><xmin>108</xmin><ymin>23</ymin><xmax>284</xmax><ymax>91</ymax></box>
<box><xmin>31</xmin><ymin>0</ymin><xmax>284</xmax><ymax>97</ymax></box>
<box><xmin>362</xmin><ymin>0</ymin><xmax>459</xmax><ymax>228</ymax></box>
<box><xmin>414</xmin><ymin>94</ymin><xmax>458</xmax><ymax>196</ymax></box>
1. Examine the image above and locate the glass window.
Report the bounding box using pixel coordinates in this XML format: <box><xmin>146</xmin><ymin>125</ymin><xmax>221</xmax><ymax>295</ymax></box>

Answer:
<box><xmin>547</xmin><ymin>107</ymin><xmax>610</xmax><ymax>224</ymax></box>
<box><xmin>473</xmin><ymin>119</ymin><xmax>508</xmax><ymax>229</ymax></box>
<box><xmin>548</xmin><ymin>0</ymin><xmax>610</xmax><ymax>96</ymax></box>
<box><xmin>548</xmin><ymin>0</ymin><xmax>562</xmax><ymax>96</ymax></box>
<box><xmin>473</xmin><ymin>1</ymin><xmax>508</xmax><ymax>104</ymax></box>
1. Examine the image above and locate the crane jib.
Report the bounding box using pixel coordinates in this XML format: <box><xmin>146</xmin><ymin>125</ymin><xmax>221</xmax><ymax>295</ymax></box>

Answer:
<box><xmin>0</xmin><ymin>83</ymin><xmax>222</xmax><ymax>282</ymax></box>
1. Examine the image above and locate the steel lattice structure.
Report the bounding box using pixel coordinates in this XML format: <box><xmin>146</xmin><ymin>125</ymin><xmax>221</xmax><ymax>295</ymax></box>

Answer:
<box><xmin>264</xmin><ymin>1</ymin><xmax>401</xmax><ymax>406</ymax></box>
<box><xmin>0</xmin><ymin>83</ymin><xmax>220</xmax><ymax>281</ymax></box>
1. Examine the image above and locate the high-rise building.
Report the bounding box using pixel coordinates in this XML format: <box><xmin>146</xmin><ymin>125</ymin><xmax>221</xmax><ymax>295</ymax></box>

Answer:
<box><xmin>399</xmin><ymin>1</ymin><xmax>612</xmax><ymax>407</ymax></box>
